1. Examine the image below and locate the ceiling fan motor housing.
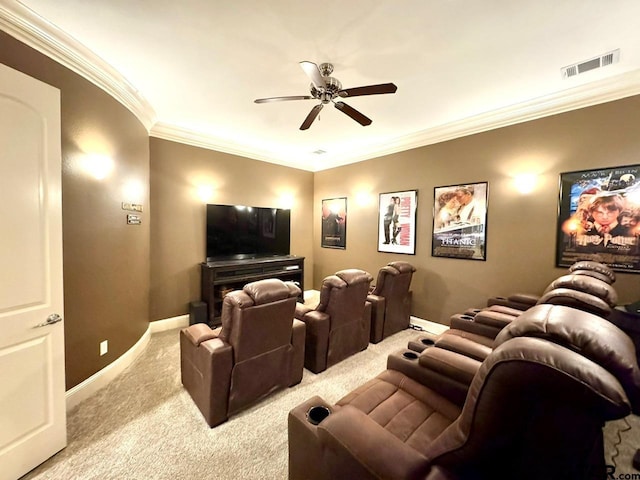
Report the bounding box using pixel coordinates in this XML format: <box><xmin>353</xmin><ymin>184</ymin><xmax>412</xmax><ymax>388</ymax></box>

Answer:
<box><xmin>254</xmin><ymin>60</ymin><xmax>397</xmax><ymax>130</ymax></box>
<box><xmin>310</xmin><ymin>76</ymin><xmax>342</xmax><ymax>103</ymax></box>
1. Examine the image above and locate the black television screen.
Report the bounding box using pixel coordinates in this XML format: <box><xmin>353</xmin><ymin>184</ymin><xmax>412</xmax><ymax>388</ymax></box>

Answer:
<box><xmin>206</xmin><ymin>204</ymin><xmax>291</xmax><ymax>260</ymax></box>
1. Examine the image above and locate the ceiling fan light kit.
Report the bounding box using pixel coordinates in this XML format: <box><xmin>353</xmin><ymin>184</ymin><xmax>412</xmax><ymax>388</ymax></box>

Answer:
<box><xmin>255</xmin><ymin>61</ymin><xmax>397</xmax><ymax>130</ymax></box>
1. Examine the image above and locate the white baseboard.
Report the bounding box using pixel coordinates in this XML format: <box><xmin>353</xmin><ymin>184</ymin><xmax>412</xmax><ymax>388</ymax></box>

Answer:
<box><xmin>150</xmin><ymin>314</ymin><xmax>189</xmax><ymax>333</ymax></box>
<box><xmin>65</xmin><ymin>314</ymin><xmax>188</xmax><ymax>411</ymax></box>
<box><xmin>410</xmin><ymin>316</ymin><xmax>449</xmax><ymax>335</ymax></box>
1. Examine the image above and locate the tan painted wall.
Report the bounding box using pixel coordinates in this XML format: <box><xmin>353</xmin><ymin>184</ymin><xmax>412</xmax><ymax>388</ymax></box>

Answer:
<box><xmin>0</xmin><ymin>32</ymin><xmax>150</xmax><ymax>389</ymax></box>
<box><xmin>2</xmin><ymin>29</ymin><xmax>638</xmax><ymax>390</ymax></box>
<box><xmin>313</xmin><ymin>96</ymin><xmax>640</xmax><ymax>324</ymax></box>
<box><xmin>149</xmin><ymin>138</ymin><xmax>314</xmax><ymax>321</ymax></box>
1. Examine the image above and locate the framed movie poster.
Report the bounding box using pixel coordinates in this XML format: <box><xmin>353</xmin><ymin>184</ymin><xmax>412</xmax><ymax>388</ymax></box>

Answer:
<box><xmin>377</xmin><ymin>190</ymin><xmax>418</xmax><ymax>254</ymax></box>
<box><xmin>321</xmin><ymin>197</ymin><xmax>347</xmax><ymax>249</ymax></box>
<box><xmin>556</xmin><ymin>164</ymin><xmax>640</xmax><ymax>272</ymax></box>
<box><xmin>432</xmin><ymin>182</ymin><xmax>488</xmax><ymax>261</ymax></box>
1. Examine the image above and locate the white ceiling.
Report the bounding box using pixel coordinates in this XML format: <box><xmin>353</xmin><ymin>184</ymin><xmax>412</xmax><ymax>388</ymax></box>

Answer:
<box><xmin>5</xmin><ymin>0</ymin><xmax>640</xmax><ymax>171</ymax></box>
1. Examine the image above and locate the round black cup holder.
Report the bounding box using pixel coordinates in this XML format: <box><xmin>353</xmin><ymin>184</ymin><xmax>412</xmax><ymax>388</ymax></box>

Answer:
<box><xmin>402</xmin><ymin>351</ymin><xmax>419</xmax><ymax>360</ymax></box>
<box><xmin>307</xmin><ymin>405</ymin><xmax>331</xmax><ymax>425</ymax></box>
<box><xmin>421</xmin><ymin>338</ymin><xmax>435</xmax><ymax>346</ymax></box>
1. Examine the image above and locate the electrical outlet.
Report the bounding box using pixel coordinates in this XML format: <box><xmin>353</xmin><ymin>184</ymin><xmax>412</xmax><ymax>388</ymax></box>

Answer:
<box><xmin>100</xmin><ymin>340</ymin><xmax>108</xmax><ymax>356</ymax></box>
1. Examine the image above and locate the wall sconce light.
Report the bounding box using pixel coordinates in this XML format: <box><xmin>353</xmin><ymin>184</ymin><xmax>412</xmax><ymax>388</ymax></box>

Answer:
<box><xmin>279</xmin><ymin>193</ymin><xmax>294</xmax><ymax>209</ymax></box>
<box><xmin>355</xmin><ymin>191</ymin><xmax>373</xmax><ymax>206</ymax></box>
<box><xmin>83</xmin><ymin>153</ymin><xmax>113</xmax><ymax>180</ymax></box>
<box><xmin>513</xmin><ymin>173</ymin><xmax>538</xmax><ymax>194</ymax></box>
<box><xmin>197</xmin><ymin>185</ymin><xmax>215</xmax><ymax>203</ymax></box>
<box><xmin>122</xmin><ymin>179</ymin><xmax>145</xmax><ymax>203</ymax></box>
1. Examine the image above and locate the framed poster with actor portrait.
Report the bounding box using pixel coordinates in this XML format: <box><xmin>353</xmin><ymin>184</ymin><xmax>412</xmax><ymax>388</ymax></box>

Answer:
<box><xmin>377</xmin><ymin>190</ymin><xmax>418</xmax><ymax>254</ymax></box>
<box><xmin>321</xmin><ymin>197</ymin><xmax>347</xmax><ymax>249</ymax></box>
<box><xmin>432</xmin><ymin>182</ymin><xmax>488</xmax><ymax>261</ymax></box>
<box><xmin>556</xmin><ymin>164</ymin><xmax>640</xmax><ymax>273</ymax></box>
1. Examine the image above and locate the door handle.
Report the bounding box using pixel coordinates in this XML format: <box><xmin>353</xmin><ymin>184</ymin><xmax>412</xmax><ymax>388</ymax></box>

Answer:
<box><xmin>35</xmin><ymin>313</ymin><xmax>63</xmax><ymax>328</ymax></box>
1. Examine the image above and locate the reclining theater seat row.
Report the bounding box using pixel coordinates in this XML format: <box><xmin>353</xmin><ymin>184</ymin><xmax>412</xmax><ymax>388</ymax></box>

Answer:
<box><xmin>487</xmin><ymin>259</ymin><xmax>617</xmax><ymax>311</ymax></box>
<box><xmin>367</xmin><ymin>261</ymin><xmax>416</xmax><ymax>344</ymax></box>
<box><xmin>447</xmin><ymin>265</ymin><xmax>618</xmax><ymax>342</ymax></box>
<box><xmin>180</xmin><ymin>278</ymin><xmax>304</xmax><ymax>427</ymax></box>
<box><xmin>288</xmin><ymin>304</ymin><xmax>640</xmax><ymax>480</ymax></box>
<box><xmin>294</xmin><ymin>269</ymin><xmax>373</xmax><ymax>374</ymax></box>
<box><xmin>404</xmin><ymin>261</ymin><xmax>621</xmax><ymax>406</ymax></box>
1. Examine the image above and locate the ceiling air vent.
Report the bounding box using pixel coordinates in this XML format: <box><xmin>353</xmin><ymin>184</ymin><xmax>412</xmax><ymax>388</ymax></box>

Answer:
<box><xmin>562</xmin><ymin>49</ymin><xmax>620</xmax><ymax>79</ymax></box>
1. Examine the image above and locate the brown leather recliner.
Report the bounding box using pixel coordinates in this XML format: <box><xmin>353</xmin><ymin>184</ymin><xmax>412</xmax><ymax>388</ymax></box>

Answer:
<box><xmin>404</xmin><ymin>277</ymin><xmax>622</xmax><ymax>405</ymax></box>
<box><xmin>487</xmin><ymin>260</ymin><xmax>616</xmax><ymax>310</ymax></box>
<box><xmin>288</xmin><ymin>304</ymin><xmax>640</xmax><ymax>480</ymax></box>
<box><xmin>295</xmin><ymin>269</ymin><xmax>373</xmax><ymax>373</ymax></box>
<box><xmin>367</xmin><ymin>261</ymin><xmax>416</xmax><ymax>343</ymax></box>
<box><xmin>447</xmin><ymin>272</ymin><xmax>618</xmax><ymax>341</ymax></box>
<box><xmin>180</xmin><ymin>278</ymin><xmax>304</xmax><ymax>427</ymax></box>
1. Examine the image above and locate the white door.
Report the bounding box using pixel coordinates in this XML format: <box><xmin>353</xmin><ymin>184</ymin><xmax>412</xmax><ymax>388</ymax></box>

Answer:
<box><xmin>0</xmin><ymin>63</ymin><xmax>65</xmax><ymax>479</ymax></box>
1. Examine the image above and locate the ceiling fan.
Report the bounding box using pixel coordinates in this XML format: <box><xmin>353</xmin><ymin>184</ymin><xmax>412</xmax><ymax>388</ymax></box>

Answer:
<box><xmin>254</xmin><ymin>61</ymin><xmax>397</xmax><ymax>130</ymax></box>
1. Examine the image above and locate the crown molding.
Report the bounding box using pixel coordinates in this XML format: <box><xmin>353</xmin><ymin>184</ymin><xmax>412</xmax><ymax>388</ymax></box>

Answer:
<box><xmin>3</xmin><ymin>1</ymin><xmax>639</xmax><ymax>171</ymax></box>
<box><xmin>154</xmin><ymin>70</ymin><xmax>640</xmax><ymax>172</ymax></box>
<box><xmin>316</xmin><ymin>69</ymin><xmax>640</xmax><ymax>169</ymax></box>
<box><xmin>150</xmin><ymin>122</ymin><xmax>317</xmax><ymax>172</ymax></box>
<box><xmin>0</xmin><ymin>1</ymin><xmax>156</xmax><ymax>130</ymax></box>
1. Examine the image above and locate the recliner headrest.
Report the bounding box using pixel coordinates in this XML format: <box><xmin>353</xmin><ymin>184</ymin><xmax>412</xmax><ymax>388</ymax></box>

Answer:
<box><xmin>569</xmin><ymin>261</ymin><xmax>616</xmax><ymax>284</ymax></box>
<box><xmin>322</xmin><ymin>275</ymin><xmax>347</xmax><ymax>290</ymax></box>
<box><xmin>335</xmin><ymin>269</ymin><xmax>373</xmax><ymax>286</ymax></box>
<box><xmin>536</xmin><ymin>288</ymin><xmax>612</xmax><ymax>317</ymax></box>
<box><xmin>387</xmin><ymin>261</ymin><xmax>416</xmax><ymax>274</ymax></box>
<box><xmin>240</xmin><ymin>278</ymin><xmax>300</xmax><ymax>306</ymax></box>
<box><xmin>544</xmin><ymin>274</ymin><xmax>618</xmax><ymax>306</ymax></box>
<box><xmin>495</xmin><ymin>304</ymin><xmax>640</xmax><ymax>413</ymax></box>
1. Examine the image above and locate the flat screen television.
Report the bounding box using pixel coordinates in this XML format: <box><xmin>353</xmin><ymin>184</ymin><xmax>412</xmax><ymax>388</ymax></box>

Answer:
<box><xmin>206</xmin><ymin>204</ymin><xmax>291</xmax><ymax>261</ymax></box>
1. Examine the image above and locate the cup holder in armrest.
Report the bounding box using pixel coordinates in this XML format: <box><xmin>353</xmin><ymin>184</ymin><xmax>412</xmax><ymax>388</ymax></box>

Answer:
<box><xmin>420</xmin><ymin>338</ymin><xmax>435</xmax><ymax>346</ymax></box>
<box><xmin>402</xmin><ymin>351</ymin><xmax>419</xmax><ymax>360</ymax></box>
<box><xmin>459</xmin><ymin>315</ymin><xmax>474</xmax><ymax>321</ymax></box>
<box><xmin>307</xmin><ymin>405</ymin><xmax>331</xmax><ymax>425</ymax></box>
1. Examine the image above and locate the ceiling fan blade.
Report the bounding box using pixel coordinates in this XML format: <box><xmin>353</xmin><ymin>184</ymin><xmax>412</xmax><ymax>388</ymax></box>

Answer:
<box><xmin>300</xmin><ymin>61</ymin><xmax>326</xmax><ymax>89</ymax></box>
<box><xmin>334</xmin><ymin>101</ymin><xmax>372</xmax><ymax>126</ymax></box>
<box><xmin>300</xmin><ymin>104</ymin><xmax>323</xmax><ymax>130</ymax></box>
<box><xmin>254</xmin><ymin>95</ymin><xmax>314</xmax><ymax>104</ymax></box>
<box><xmin>338</xmin><ymin>83</ymin><xmax>398</xmax><ymax>98</ymax></box>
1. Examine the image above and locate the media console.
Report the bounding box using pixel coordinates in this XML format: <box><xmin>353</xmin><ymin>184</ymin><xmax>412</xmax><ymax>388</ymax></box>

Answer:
<box><xmin>200</xmin><ymin>255</ymin><xmax>304</xmax><ymax>326</ymax></box>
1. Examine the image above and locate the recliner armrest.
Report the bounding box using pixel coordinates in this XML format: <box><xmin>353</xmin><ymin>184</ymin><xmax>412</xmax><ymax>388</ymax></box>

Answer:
<box><xmin>295</xmin><ymin>303</ymin><xmax>315</xmax><ymax>319</ymax></box>
<box><xmin>508</xmin><ymin>292</ymin><xmax>540</xmax><ymax>307</ymax></box>
<box><xmin>367</xmin><ymin>295</ymin><xmax>387</xmax><ymax>343</ymax></box>
<box><xmin>387</xmin><ymin>350</ymin><xmax>469</xmax><ymax>406</ymax></box>
<box><xmin>301</xmin><ymin>310</ymin><xmax>331</xmax><ymax>374</ymax></box>
<box><xmin>183</xmin><ymin>323</ymin><xmax>218</xmax><ymax>346</ymax></box>
<box><xmin>419</xmin><ymin>347</ymin><xmax>481</xmax><ymax>385</ymax></box>
<box><xmin>449</xmin><ymin>314</ymin><xmax>501</xmax><ymax>339</ymax></box>
<box><xmin>290</xmin><ymin>319</ymin><xmax>306</xmax><ymax>386</ymax></box>
<box><xmin>318</xmin><ymin>405</ymin><xmax>430</xmax><ymax>480</ymax></box>
<box><xmin>473</xmin><ymin>310</ymin><xmax>515</xmax><ymax>330</ymax></box>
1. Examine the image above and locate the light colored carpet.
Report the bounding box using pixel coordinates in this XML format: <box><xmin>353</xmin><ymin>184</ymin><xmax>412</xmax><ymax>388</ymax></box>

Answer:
<box><xmin>21</xmin><ymin>327</ymin><xmax>423</xmax><ymax>480</ymax></box>
<box><xmin>21</xmin><ymin>325</ymin><xmax>639</xmax><ymax>479</ymax></box>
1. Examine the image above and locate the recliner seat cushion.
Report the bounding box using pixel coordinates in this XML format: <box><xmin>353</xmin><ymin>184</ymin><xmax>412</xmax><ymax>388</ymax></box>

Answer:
<box><xmin>336</xmin><ymin>369</ymin><xmax>461</xmax><ymax>452</ymax></box>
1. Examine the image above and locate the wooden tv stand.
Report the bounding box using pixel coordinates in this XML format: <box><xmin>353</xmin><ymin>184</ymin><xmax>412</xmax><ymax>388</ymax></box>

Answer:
<box><xmin>200</xmin><ymin>255</ymin><xmax>304</xmax><ymax>326</ymax></box>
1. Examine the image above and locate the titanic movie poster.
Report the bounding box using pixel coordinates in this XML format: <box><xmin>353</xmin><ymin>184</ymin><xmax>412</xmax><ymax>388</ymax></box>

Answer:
<box><xmin>432</xmin><ymin>182</ymin><xmax>488</xmax><ymax>261</ymax></box>
<box><xmin>557</xmin><ymin>165</ymin><xmax>640</xmax><ymax>272</ymax></box>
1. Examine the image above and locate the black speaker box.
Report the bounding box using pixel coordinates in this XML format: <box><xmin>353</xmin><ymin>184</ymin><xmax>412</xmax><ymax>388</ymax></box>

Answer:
<box><xmin>189</xmin><ymin>301</ymin><xmax>208</xmax><ymax>325</ymax></box>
